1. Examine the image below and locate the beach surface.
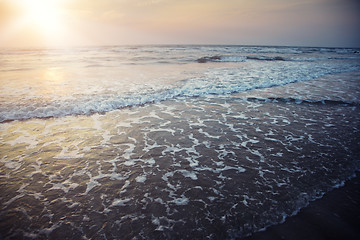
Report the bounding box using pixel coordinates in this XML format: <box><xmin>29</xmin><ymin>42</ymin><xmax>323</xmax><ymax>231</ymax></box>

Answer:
<box><xmin>1</xmin><ymin>65</ymin><xmax>359</xmax><ymax>239</ymax></box>
<box><xmin>241</xmin><ymin>70</ymin><xmax>360</xmax><ymax>239</ymax></box>
<box><xmin>245</xmin><ymin>173</ymin><xmax>360</xmax><ymax>240</ymax></box>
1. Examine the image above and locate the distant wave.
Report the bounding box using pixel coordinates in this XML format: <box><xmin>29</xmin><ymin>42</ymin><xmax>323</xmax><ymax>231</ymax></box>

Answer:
<box><xmin>197</xmin><ymin>55</ymin><xmax>288</xmax><ymax>63</ymax></box>
<box><xmin>196</xmin><ymin>54</ymin><xmax>360</xmax><ymax>64</ymax></box>
<box><xmin>197</xmin><ymin>56</ymin><xmax>222</xmax><ymax>63</ymax></box>
<box><xmin>197</xmin><ymin>55</ymin><xmax>311</xmax><ymax>63</ymax></box>
<box><xmin>244</xmin><ymin>97</ymin><xmax>359</xmax><ymax>106</ymax></box>
<box><xmin>246</xmin><ymin>55</ymin><xmax>287</xmax><ymax>61</ymax></box>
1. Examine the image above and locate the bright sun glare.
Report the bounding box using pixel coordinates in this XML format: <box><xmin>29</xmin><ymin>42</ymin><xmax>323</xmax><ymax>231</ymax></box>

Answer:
<box><xmin>15</xmin><ymin>0</ymin><xmax>64</xmax><ymax>35</ymax></box>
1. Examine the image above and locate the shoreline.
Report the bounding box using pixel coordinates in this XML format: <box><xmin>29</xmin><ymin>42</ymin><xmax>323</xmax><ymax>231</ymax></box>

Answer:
<box><xmin>244</xmin><ymin>173</ymin><xmax>360</xmax><ymax>240</ymax></box>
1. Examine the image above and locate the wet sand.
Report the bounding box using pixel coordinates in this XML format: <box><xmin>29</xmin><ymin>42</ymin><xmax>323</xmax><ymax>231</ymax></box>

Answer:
<box><xmin>241</xmin><ymin>71</ymin><xmax>360</xmax><ymax>240</ymax></box>
<box><xmin>0</xmin><ymin>71</ymin><xmax>359</xmax><ymax>239</ymax></box>
<box><xmin>245</xmin><ymin>173</ymin><xmax>360</xmax><ymax>240</ymax></box>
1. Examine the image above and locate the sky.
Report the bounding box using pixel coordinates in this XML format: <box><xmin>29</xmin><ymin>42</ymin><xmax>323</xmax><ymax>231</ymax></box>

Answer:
<box><xmin>0</xmin><ymin>0</ymin><xmax>359</xmax><ymax>48</ymax></box>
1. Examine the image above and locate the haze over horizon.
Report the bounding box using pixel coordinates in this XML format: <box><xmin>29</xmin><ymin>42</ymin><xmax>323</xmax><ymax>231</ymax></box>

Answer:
<box><xmin>1</xmin><ymin>0</ymin><xmax>360</xmax><ymax>48</ymax></box>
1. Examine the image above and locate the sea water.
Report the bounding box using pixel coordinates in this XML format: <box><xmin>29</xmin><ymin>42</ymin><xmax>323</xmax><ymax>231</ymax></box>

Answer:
<box><xmin>1</xmin><ymin>45</ymin><xmax>359</xmax><ymax>123</ymax></box>
<box><xmin>0</xmin><ymin>45</ymin><xmax>360</xmax><ymax>239</ymax></box>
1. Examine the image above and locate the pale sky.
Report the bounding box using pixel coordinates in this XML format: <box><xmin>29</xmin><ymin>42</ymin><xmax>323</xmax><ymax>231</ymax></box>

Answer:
<box><xmin>0</xmin><ymin>0</ymin><xmax>359</xmax><ymax>48</ymax></box>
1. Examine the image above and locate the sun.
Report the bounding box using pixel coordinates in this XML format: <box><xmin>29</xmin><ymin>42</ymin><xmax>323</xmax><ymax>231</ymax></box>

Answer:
<box><xmin>14</xmin><ymin>0</ymin><xmax>65</xmax><ymax>36</ymax></box>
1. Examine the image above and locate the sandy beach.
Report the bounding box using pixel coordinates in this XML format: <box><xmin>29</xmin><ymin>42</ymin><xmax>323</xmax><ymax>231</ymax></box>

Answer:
<box><xmin>245</xmin><ymin>173</ymin><xmax>360</xmax><ymax>240</ymax></box>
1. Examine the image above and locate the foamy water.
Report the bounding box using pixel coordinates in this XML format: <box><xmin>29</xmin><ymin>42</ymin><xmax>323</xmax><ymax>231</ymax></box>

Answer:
<box><xmin>1</xmin><ymin>45</ymin><xmax>359</xmax><ymax>122</ymax></box>
<box><xmin>0</xmin><ymin>45</ymin><xmax>360</xmax><ymax>239</ymax></box>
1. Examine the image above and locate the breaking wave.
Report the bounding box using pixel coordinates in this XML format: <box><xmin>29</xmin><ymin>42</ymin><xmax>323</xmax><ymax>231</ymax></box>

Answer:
<box><xmin>1</xmin><ymin>45</ymin><xmax>360</xmax><ymax>123</ymax></box>
<box><xmin>197</xmin><ymin>54</ymin><xmax>360</xmax><ymax>63</ymax></box>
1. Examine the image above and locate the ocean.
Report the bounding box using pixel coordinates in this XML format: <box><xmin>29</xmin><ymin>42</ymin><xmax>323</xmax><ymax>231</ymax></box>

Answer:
<box><xmin>0</xmin><ymin>45</ymin><xmax>360</xmax><ymax>239</ymax></box>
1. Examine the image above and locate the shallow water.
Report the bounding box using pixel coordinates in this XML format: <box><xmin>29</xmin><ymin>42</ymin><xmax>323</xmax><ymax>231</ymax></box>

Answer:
<box><xmin>1</xmin><ymin>70</ymin><xmax>359</xmax><ymax>239</ymax></box>
<box><xmin>1</xmin><ymin>45</ymin><xmax>360</xmax><ymax>122</ymax></box>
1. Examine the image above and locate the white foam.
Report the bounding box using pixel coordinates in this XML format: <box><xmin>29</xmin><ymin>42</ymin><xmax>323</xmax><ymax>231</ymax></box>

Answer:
<box><xmin>171</xmin><ymin>195</ymin><xmax>189</xmax><ymax>206</ymax></box>
<box><xmin>54</xmin><ymin>152</ymin><xmax>84</xmax><ymax>159</ymax></box>
<box><xmin>4</xmin><ymin>159</ymin><xmax>22</xmax><ymax>170</ymax></box>
<box><xmin>198</xmin><ymin>128</ymin><xmax>221</xmax><ymax>139</ymax></box>
<box><xmin>91</xmin><ymin>114</ymin><xmax>112</xmax><ymax>145</ymax></box>
<box><xmin>162</xmin><ymin>172</ymin><xmax>174</xmax><ymax>182</ymax></box>
<box><xmin>4</xmin><ymin>193</ymin><xmax>25</xmax><ymax>207</ymax></box>
<box><xmin>84</xmin><ymin>172</ymin><xmax>101</xmax><ymax>194</ymax></box>
<box><xmin>122</xmin><ymin>143</ymin><xmax>136</xmax><ymax>160</ymax></box>
<box><xmin>5</xmin><ymin>133</ymin><xmax>38</xmax><ymax>149</ymax></box>
<box><xmin>47</xmin><ymin>181</ymin><xmax>79</xmax><ymax>193</ymax></box>
<box><xmin>178</xmin><ymin>170</ymin><xmax>198</xmax><ymax>180</ymax></box>
<box><xmin>123</xmin><ymin>160</ymin><xmax>136</xmax><ymax>166</ymax></box>
<box><xmin>135</xmin><ymin>175</ymin><xmax>147</xmax><ymax>183</ymax></box>
<box><xmin>110</xmin><ymin>198</ymin><xmax>132</xmax><ymax>207</ymax></box>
